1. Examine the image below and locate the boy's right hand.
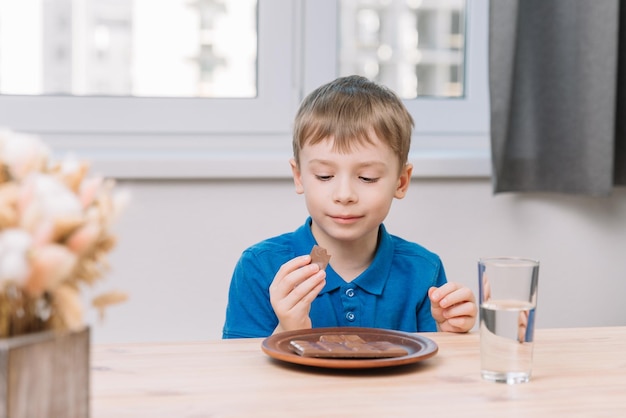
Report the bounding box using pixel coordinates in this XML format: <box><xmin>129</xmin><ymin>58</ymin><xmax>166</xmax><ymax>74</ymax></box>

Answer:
<box><xmin>269</xmin><ymin>255</ymin><xmax>326</xmax><ymax>334</ymax></box>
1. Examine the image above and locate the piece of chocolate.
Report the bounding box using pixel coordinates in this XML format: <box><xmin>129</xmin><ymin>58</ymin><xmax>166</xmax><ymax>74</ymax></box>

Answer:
<box><xmin>319</xmin><ymin>334</ymin><xmax>365</xmax><ymax>344</ymax></box>
<box><xmin>309</xmin><ymin>245</ymin><xmax>331</xmax><ymax>270</ymax></box>
<box><xmin>289</xmin><ymin>334</ymin><xmax>408</xmax><ymax>358</ymax></box>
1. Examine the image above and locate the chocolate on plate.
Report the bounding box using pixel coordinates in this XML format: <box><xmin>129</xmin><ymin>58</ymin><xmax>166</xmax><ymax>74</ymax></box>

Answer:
<box><xmin>289</xmin><ymin>334</ymin><xmax>409</xmax><ymax>358</ymax></box>
<box><xmin>310</xmin><ymin>245</ymin><xmax>331</xmax><ymax>270</ymax></box>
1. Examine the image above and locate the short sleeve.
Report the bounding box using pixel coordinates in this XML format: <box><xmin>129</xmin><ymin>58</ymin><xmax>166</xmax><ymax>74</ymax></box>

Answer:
<box><xmin>222</xmin><ymin>250</ymin><xmax>279</xmax><ymax>338</ymax></box>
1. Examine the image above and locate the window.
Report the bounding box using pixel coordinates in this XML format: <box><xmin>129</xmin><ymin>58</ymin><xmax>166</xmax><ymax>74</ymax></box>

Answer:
<box><xmin>304</xmin><ymin>0</ymin><xmax>489</xmax><ymax>177</ymax></box>
<box><xmin>1</xmin><ymin>0</ymin><xmax>257</xmax><ymax>98</ymax></box>
<box><xmin>339</xmin><ymin>0</ymin><xmax>466</xmax><ymax>99</ymax></box>
<box><xmin>0</xmin><ymin>0</ymin><xmax>489</xmax><ymax>179</ymax></box>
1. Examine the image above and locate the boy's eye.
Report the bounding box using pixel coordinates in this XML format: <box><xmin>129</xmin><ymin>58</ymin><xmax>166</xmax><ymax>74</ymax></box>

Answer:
<box><xmin>359</xmin><ymin>176</ymin><xmax>379</xmax><ymax>183</ymax></box>
<box><xmin>315</xmin><ymin>175</ymin><xmax>333</xmax><ymax>181</ymax></box>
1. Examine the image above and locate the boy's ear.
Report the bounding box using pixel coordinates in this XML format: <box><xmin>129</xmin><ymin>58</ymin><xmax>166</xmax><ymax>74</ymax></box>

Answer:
<box><xmin>394</xmin><ymin>163</ymin><xmax>413</xmax><ymax>199</ymax></box>
<box><xmin>290</xmin><ymin>158</ymin><xmax>305</xmax><ymax>194</ymax></box>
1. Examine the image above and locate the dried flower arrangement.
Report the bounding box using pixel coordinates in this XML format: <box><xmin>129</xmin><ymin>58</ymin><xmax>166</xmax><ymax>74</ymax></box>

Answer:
<box><xmin>0</xmin><ymin>128</ymin><xmax>128</xmax><ymax>338</ymax></box>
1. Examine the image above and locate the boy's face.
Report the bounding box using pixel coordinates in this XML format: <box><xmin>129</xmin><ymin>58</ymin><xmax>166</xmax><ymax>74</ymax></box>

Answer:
<box><xmin>290</xmin><ymin>133</ymin><xmax>412</xmax><ymax>246</ymax></box>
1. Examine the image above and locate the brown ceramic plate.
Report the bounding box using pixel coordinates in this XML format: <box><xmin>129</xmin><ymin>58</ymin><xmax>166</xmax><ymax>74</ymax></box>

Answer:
<box><xmin>261</xmin><ymin>327</ymin><xmax>438</xmax><ymax>369</ymax></box>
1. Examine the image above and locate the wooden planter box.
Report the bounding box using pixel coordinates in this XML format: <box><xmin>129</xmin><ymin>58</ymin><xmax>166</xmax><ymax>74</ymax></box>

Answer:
<box><xmin>0</xmin><ymin>327</ymin><xmax>89</xmax><ymax>418</ymax></box>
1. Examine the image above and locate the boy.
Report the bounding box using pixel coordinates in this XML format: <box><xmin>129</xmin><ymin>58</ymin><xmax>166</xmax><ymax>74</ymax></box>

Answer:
<box><xmin>222</xmin><ymin>75</ymin><xmax>476</xmax><ymax>338</ymax></box>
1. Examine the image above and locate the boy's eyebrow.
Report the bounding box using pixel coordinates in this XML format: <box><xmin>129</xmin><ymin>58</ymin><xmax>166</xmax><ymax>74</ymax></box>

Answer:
<box><xmin>307</xmin><ymin>159</ymin><xmax>334</xmax><ymax>165</ymax></box>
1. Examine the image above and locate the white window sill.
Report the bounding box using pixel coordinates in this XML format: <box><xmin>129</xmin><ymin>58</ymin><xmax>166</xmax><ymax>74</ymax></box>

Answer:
<box><xmin>44</xmin><ymin>133</ymin><xmax>491</xmax><ymax>180</ymax></box>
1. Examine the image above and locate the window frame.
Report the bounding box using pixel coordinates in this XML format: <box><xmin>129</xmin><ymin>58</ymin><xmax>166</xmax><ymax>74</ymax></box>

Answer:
<box><xmin>0</xmin><ymin>0</ymin><xmax>490</xmax><ymax>179</ymax></box>
<box><xmin>303</xmin><ymin>0</ymin><xmax>490</xmax><ymax>178</ymax></box>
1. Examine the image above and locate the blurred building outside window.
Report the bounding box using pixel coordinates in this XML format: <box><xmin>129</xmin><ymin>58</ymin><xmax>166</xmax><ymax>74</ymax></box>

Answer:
<box><xmin>339</xmin><ymin>0</ymin><xmax>465</xmax><ymax>99</ymax></box>
<box><xmin>0</xmin><ymin>0</ymin><xmax>463</xmax><ymax>100</ymax></box>
<box><xmin>0</xmin><ymin>0</ymin><xmax>257</xmax><ymax>98</ymax></box>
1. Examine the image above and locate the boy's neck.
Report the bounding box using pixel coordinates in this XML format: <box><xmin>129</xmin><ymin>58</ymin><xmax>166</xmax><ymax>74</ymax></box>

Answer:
<box><xmin>311</xmin><ymin>224</ymin><xmax>380</xmax><ymax>283</ymax></box>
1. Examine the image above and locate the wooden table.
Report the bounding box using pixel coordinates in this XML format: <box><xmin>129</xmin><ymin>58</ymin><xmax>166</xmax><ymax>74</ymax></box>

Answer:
<box><xmin>91</xmin><ymin>327</ymin><xmax>626</xmax><ymax>417</ymax></box>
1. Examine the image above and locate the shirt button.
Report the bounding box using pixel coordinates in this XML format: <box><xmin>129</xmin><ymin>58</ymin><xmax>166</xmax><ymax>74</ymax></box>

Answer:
<box><xmin>345</xmin><ymin>288</ymin><xmax>355</xmax><ymax>297</ymax></box>
<box><xmin>345</xmin><ymin>312</ymin><xmax>355</xmax><ymax>321</ymax></box>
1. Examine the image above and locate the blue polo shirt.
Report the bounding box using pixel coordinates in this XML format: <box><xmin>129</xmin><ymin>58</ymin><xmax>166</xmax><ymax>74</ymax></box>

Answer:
<box><xmin>222</xmin><ymin>218</ymin><xmax>447</xmax><ymax>339</ymax></box>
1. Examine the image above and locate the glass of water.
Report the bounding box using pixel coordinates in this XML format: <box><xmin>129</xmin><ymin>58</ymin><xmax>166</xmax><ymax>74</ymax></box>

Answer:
<box><xmin>478</xmin><ymin>257</ymin><xmax>539</xmax><ymax>384</ymax></box>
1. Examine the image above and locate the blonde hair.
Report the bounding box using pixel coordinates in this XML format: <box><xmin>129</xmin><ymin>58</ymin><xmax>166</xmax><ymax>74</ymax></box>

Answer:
<box><xmin>292</xmin><ymin>75</ymin><xmax>414</xmax><ymax>169</ymax></box>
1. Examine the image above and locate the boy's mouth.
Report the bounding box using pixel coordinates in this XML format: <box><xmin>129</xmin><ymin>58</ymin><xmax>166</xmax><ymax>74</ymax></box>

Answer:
<box><xmin>330</xmin><ymin>215</ymin><xmax>362</xmax><ymax>224</ymax></box>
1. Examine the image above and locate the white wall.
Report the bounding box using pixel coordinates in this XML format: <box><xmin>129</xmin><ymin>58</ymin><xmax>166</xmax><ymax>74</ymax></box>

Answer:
<box><xmin>87</xmin><ymin>177</ymin><xmax>626</xmax><ymax>343</ymax></box>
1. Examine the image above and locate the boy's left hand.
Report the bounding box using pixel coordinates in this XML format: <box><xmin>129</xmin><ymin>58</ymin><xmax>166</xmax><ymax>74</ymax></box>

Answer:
<box><xmin>428</xmin><ymin>283</ymin><xmax>477</xmax><ymax>333</ymax></box>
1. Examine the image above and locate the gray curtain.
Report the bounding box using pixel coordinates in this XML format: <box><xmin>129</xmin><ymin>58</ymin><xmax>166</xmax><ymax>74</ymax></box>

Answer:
<box><xmin>489</xmin><ymin>0</ymin><xmax>626</xmax><ymax>196</ymax></box>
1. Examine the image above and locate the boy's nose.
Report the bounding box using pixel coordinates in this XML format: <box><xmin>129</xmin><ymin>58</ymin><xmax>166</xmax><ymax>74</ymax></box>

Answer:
<box><xmin>332</xmin><ymin>179</ymin><xmax>357</xmax><ymax>204</ymax></box>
